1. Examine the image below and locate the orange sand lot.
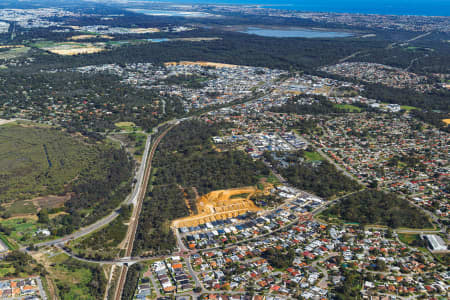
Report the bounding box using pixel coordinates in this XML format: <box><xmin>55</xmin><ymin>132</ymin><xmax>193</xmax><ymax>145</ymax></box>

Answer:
<box><xmin>165</xmin><ymin>61</ymin><xmax>239</xmax><ymax>68</ymax></box>
<box><xmin>172</xmin><ymin>187</ymin><xmax>261</xmax><ymax>228</ymax></box>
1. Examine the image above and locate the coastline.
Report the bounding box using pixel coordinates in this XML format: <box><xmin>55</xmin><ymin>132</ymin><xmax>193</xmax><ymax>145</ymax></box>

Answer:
<box><xmin>164</xmin><ymin>0</ymin><xmax>450</xmax><ymax>17</ymax></box>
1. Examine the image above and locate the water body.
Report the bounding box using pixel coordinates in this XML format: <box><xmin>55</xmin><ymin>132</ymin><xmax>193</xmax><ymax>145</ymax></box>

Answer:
<box><xmin>162</xmin><ymin>0</ymin><xmax>450</xmax><ymax>16</ymax></box>
<box><xmin>240</xmin><ymin>27</ymin><xmax>353</xmax><ymax>38</ymax></box>
<box><xmin>147</xmin><ymin>38</ymin><xmax>170</xmax><ymax>42</ymax></box>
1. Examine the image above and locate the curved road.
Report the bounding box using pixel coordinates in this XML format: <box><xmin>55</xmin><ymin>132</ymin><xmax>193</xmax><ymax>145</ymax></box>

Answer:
<box><xmin>32</xmin><ymin>132</ymin><xmax>153</xmax><ymax>249</ymax></box>
<box><xmin>31</xmin><ymin>120</ymin><xmax>179</xmax><ymax>250</ymax></box>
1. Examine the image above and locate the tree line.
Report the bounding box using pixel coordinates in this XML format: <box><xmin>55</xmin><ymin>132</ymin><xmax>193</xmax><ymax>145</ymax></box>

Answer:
<box><xmin>265</xmin><ymin>150</ymin><xmax>362</xmax><ymax>199</ymax></box>
<box><xmin>323</xmin><ymin>189</ymin><xmax>432</xmax><ymax>228</ymax></box>
<box><xmin>132</xmin><ymin>120</ymin><xmax>271</xmax><ymax>255</ymax></box>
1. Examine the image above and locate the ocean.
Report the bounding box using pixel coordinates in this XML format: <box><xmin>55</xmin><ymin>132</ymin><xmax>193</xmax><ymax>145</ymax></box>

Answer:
<box><xmin>164</xmin><ymin>0</ymin><xmax>450</xmax><ymax>16</ymax></box>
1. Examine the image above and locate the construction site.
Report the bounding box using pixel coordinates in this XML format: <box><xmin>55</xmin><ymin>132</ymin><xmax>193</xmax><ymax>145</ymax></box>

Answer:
<box><xmin>172</xmin><ymin>186</ymin><xmax>267</xmax><ymax>228</ymax></box>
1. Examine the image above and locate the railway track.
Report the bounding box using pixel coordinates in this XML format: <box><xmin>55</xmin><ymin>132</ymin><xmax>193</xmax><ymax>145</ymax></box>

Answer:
<box><xmin>113</xmin><ymin>124</ymin><xmax>176</xmax><ymax>300</ymax></box>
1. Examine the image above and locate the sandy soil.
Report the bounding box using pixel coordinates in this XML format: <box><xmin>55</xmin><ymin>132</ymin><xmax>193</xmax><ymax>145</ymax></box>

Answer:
<box><xmin>32</xmin><ymin>194</ymin><xmax>70</xmax><ymax>209</ymax></box>
<box><xmin>0</xmin><ymin>45</ymin><xmax>25</xmax><ymax>49</ymax></box>
<box><xmin>47</xmin><ymin>47</ymin><xmax>105</xmax><ymax>56</ymax></box>
<box><xmin>165</xmin><ymin>61</ymin><xmax>239</xmax><ymax>68</ymax></box>
<box><xmin>129</xmin><ymin>27</ymin><xmax>160</xmax><ymax>33</ymax></box>
<box><xmin>68</xmin><ymin>35</ymin><xmax>113</xmax><ymax>40</ymax></box>
<box><xmin>32</xmin><ymin>251</ymin><xmax>59</xmax><ymax>299</ymax></box>
<box><xmin>172</xmin><ymin>187</ymin><xmax>261</xmax><ymax>228</ymax></box>
<box><xmin>0</xmin><ymin>119</ymin><xmax>16</xmax><ymax>125</ymax></box>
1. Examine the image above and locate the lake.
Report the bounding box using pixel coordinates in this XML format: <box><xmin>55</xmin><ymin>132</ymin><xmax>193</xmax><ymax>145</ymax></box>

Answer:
<box><xmin>240</xmin><ymin>27</ymin><xmax>353</xmax><ymax>38</ymax></box>
<box><xmin>148</xmin><ymin>38</ymin><xmax>170</xmax><ymax>43</ymax></box>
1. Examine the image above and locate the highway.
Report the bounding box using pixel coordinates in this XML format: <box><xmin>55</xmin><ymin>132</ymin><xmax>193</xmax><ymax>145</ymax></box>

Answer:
<box><xmin>113</xmin><ymin>122</ymin><xmax>178</xmax><ymax>300</ymax></box>
<box><xmin>32</xmin><ymin>132</ymin><xmax>153</xmax><ymax>249</ymax></box>
<box><xmin>29</xmin><ymin>83</ymin><xmax>276</xmax><ymax>252</ymax></box>
<box><xmin>31</xmin><ymin>120</ymin><xmax>179</xmax><ymax>250</ymax></box>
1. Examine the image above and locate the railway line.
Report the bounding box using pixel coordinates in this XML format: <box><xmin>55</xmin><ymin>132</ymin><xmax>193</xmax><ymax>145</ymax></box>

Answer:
<box><xmin>113</xmin><ymin>123</ymin><xmax>177</xmax><ymax>300</ymax></box>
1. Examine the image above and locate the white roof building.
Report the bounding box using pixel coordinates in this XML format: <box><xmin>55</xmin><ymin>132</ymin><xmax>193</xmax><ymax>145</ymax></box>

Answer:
<box><xmin>424</xmin><ymin>235</ymin><xmax>447</xmax><ymax>252</ymax></box>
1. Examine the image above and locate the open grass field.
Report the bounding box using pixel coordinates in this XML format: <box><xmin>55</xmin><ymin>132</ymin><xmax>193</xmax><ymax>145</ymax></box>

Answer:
<box><xmin>401</xmin><ymin>105</ymin><xmax>418</xmax><ymax>111</ymax></box>
<box><xmin>0</xmin><ymin>218</ymin><xmax>52</xmax><ymax>245</ymax></box>
<box><xmin>304</xmin><ymin>151</ymin><xmax>324</xmax><ymax>161</ymax></box>
<box><xmin>0</xmin><ymin>124</ymin><xmax>102</xmax><ymax>205</ymax></box>
<box><xmin>333</xmin><ymin>103</ymin><xmax>362</xmax><ymax>112</ymax></box>
<box><xmin>398</xmin><ymin>233</ymin><xmax>421</xmax><ymax>245</ymax></box>
<box><xmin>0</xmin><ymin>262</ymin><xmax>15</xmax><ymax>277</ymax></box>
<box><xmin>115</xmin><ymin>121</ymin><xmax>142</xmax><ymax>132</ymax></box>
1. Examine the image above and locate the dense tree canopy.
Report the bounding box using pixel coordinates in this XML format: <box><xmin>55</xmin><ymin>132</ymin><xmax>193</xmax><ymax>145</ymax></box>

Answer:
<box><xmin>323</xmin><ymin>189</ymin><xmax>432</xmax><ymax>228</ymax></box>
<box><xmin>133</xmin><ymin>120</ymin><xmax>271</xmax><ymax>255</ymax></box>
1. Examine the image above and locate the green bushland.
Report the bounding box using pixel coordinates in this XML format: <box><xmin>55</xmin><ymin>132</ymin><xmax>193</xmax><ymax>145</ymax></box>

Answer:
<box><xmin>48</xmin><ymin>253</ymin><xmax>106</xmax><ymax>300</ymax></box>
<box><xmin>122</xmin><ymin>263</ymin><xmax>142</xmax><ymax>300</ymax></box>
<box><xmin>0</xmin><ymin>262</ymin><xmax>14</xmax><ymax>277</ymax></box>
<box><xmin>265</xmin><ymin>150</ymin><xmax>361</xmax><ymax>199</ymax></box>
<box><xmin>4</xmin><ymin>200</ymin><xmax>38</xmax><ymax>215</ymax></box>
<box><xmin>0</xmin><ymin>124</ymin><xmax>101</xmax><ymax>203</ymax></box>
<box><xmin>151</xmin><ymin>120</ymin><xmax>270</xmax><ymax>196</ymax></box>
<box><xmin>250</xmin><ymin>194</ymin><xmax>283</xmax><ymax>208</ymax></box>
<box><xmin>333</xmin><ymin>269</ymin><xmax>363</xmax><ymax>299</ymax></box>
<box><xmin>270</xmin><ymin>95</ymin><xmax>368</xmax><ymax>115</ymax></box>
<box><xmin>0</xmin><ymin>124</ymin><xmax>134</xmax><ymax>236</ymax></box>
<box><xmin>132</xmin><ymin>120</ymin><xmax>271</xmax><ymax>256</ymax></box>
<box><xmin>322</xmin><ymin>190</ymin><xmax>432</xmax><ymax>229</ymax></box>
<box><xmin>432</xmin><ymin>253</ymin><xmax>450</xmax><ymax>265</ymax></box>
<box><xmin>0</xmin><ymin>70</ymin><xmax>184</xmax><ymax>135</ymax></box>
<box><xmin>68</xmin><ymin>204</ymin><xmax>132</xmax><ymax>260</ymax></box>
<box><xmin>2</xmin><ymin>250</ymin><xmax>46</xmax><ymax>278</ymax></box>
<box><xmin>127</xmin><ymin>132</ymin><xmax>147</xmax><ymax>158</ymax></box>
<box><xmin>262</xmin><ymin>248</ymin><xmax>295</xmax><ymax>270</ymax></box>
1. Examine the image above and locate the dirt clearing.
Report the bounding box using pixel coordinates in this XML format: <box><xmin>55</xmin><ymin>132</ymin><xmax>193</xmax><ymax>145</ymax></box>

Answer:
<box><xmin>172</xmin><ymin>187</ymin><xmax>262</xmax><ymax>228</ymax></box>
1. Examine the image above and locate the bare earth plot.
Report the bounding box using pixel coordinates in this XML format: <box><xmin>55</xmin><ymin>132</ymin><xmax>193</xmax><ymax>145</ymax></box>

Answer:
<box><xmin>172</xmin><ymin>187</ymin><xmax>262</xmax><ymax>228</ymax></box>
<box><xmin>37</xmin><ymin>42</ymin><xmax>106</xmax><ymax>56</ymax></box>
<box><xmin>68</xmin><ymin>34</ymin><xmax>113</xmax><ymax>40</ymax></box>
